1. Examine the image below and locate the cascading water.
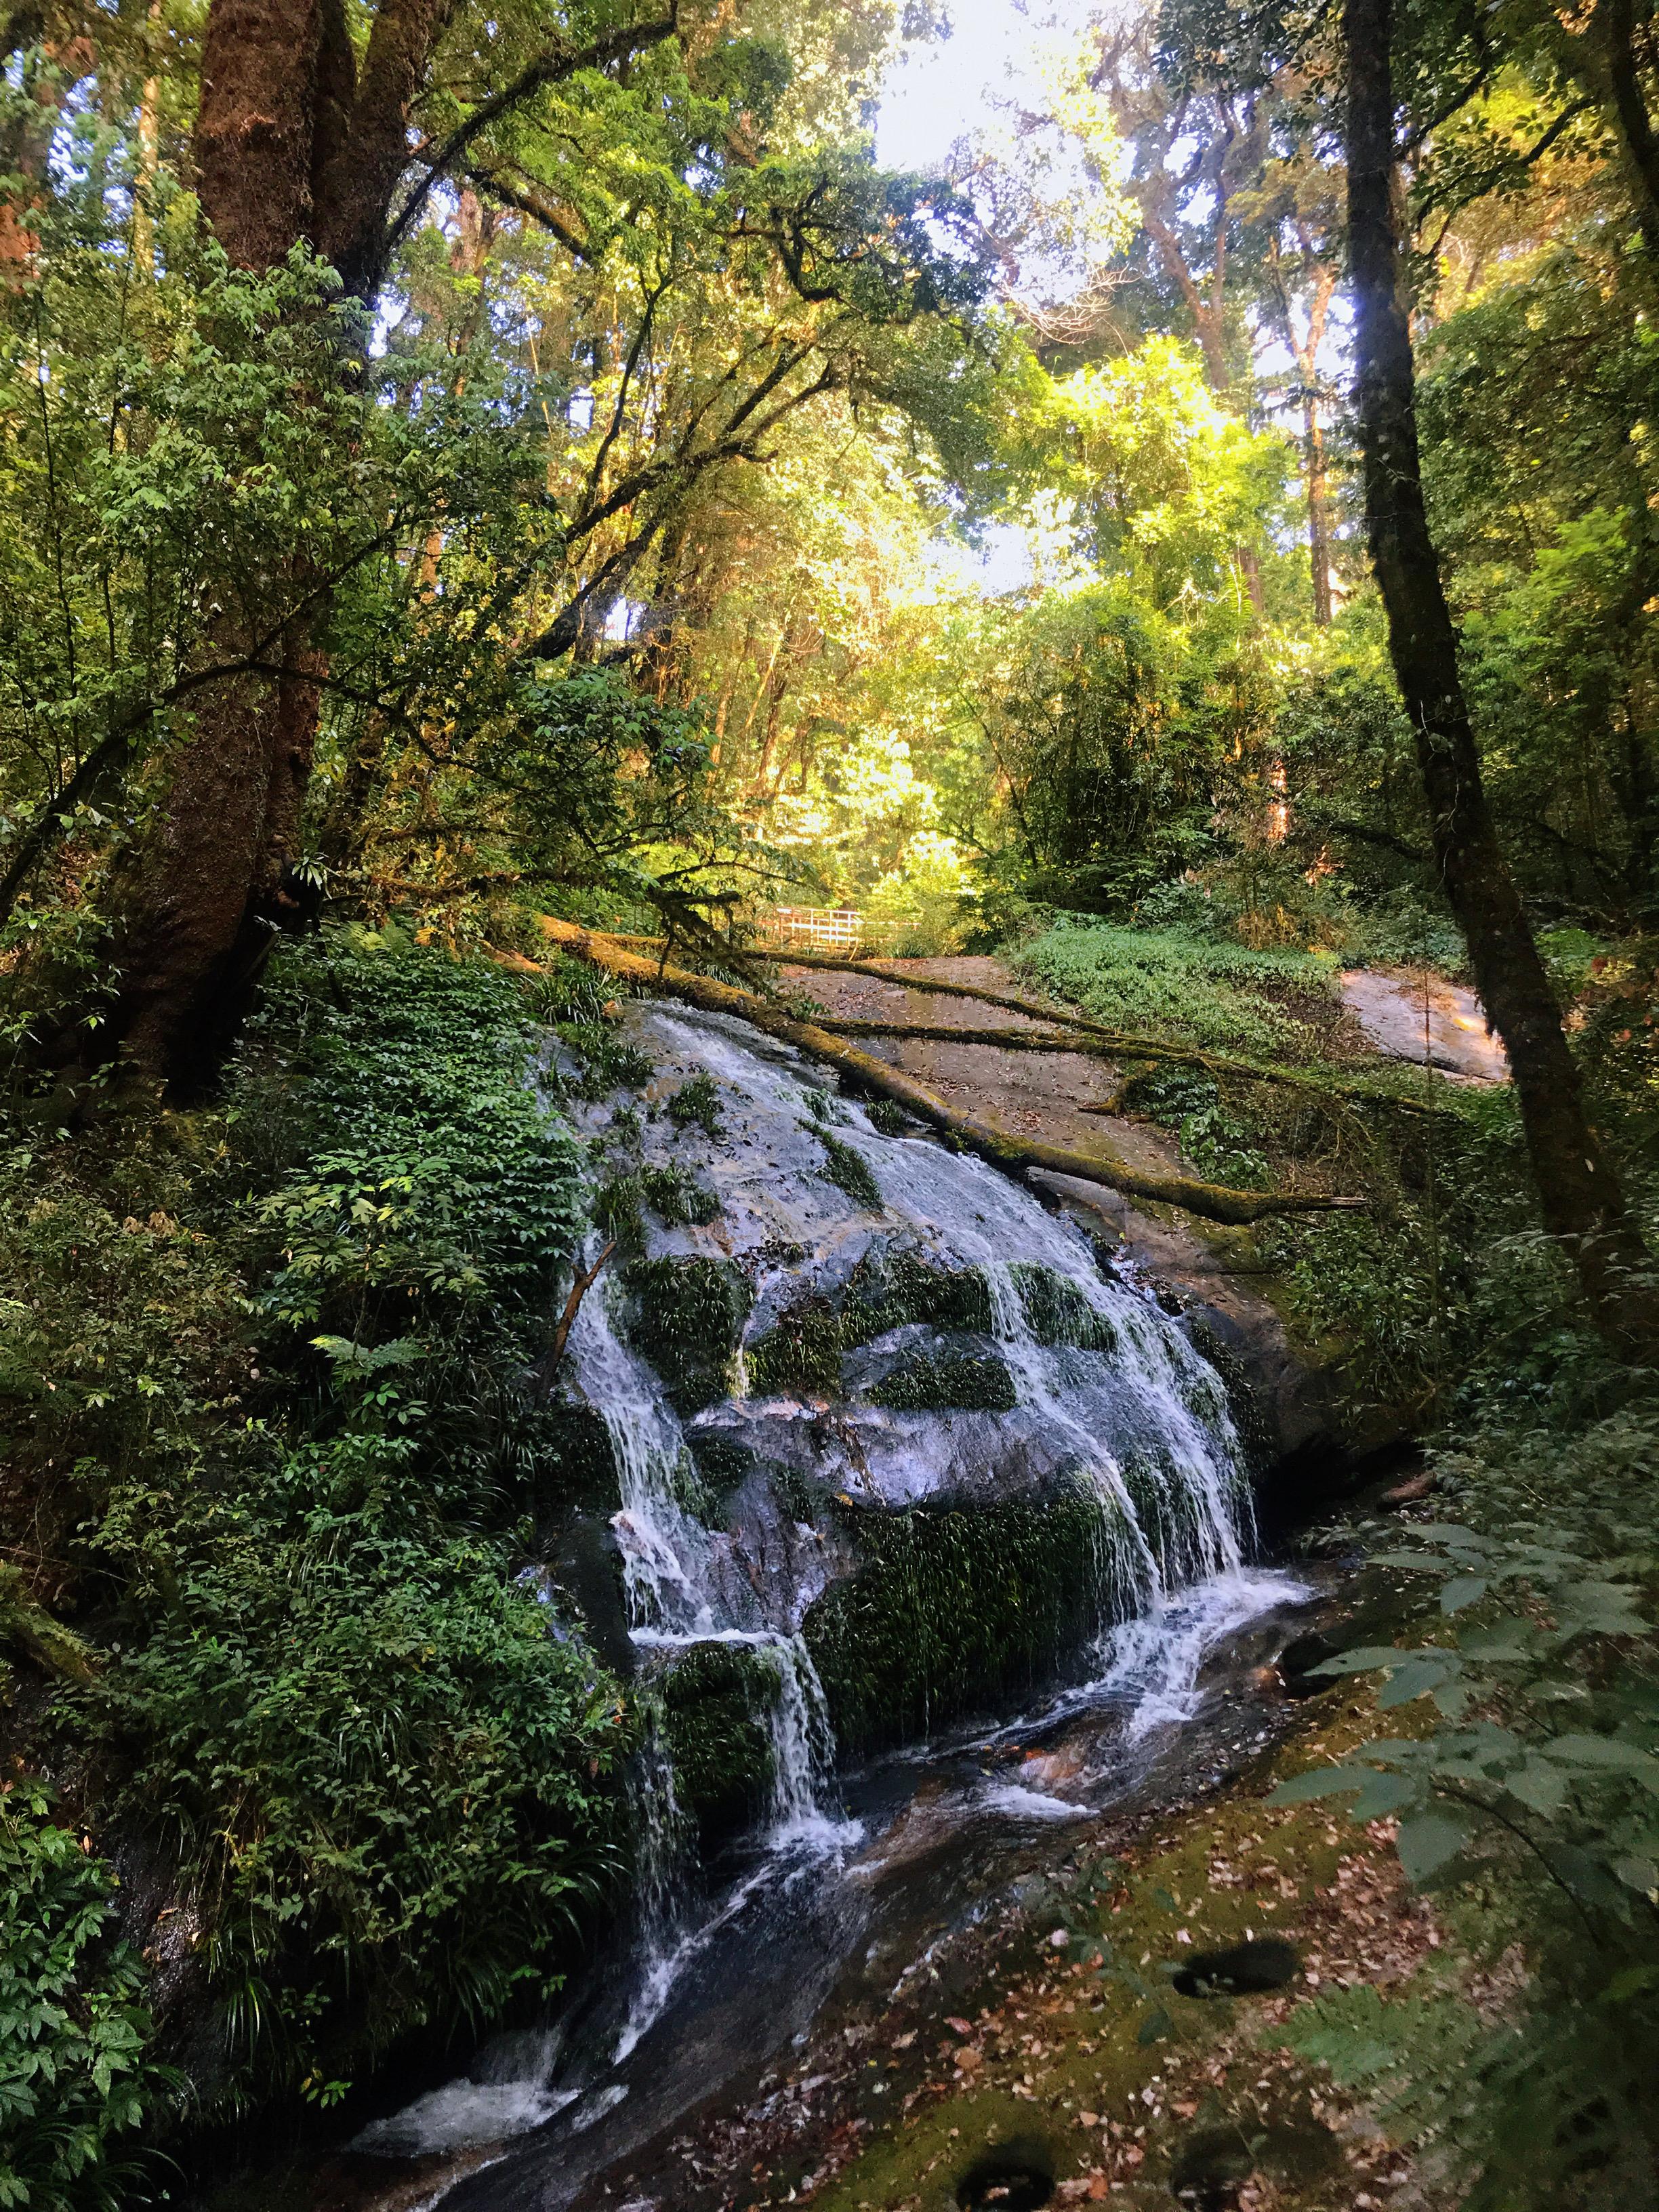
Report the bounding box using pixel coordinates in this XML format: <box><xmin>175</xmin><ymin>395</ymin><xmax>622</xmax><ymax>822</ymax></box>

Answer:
<box><xmin>356</xmin><ymin>999</ymin><xmax>1306</xmax><ymax>2182</ymax></box>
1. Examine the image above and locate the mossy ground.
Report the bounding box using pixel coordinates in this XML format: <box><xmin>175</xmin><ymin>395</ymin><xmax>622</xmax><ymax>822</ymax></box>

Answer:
<box><xmin>798</xmin><ymin>1692</ymin><xmax>1442</xmax><ymax>2212</ymax></box>
<box><xmin>613</xmin><ymin>1683</ymin><xmax>1455</xmax><ymax>2212</ymax></box>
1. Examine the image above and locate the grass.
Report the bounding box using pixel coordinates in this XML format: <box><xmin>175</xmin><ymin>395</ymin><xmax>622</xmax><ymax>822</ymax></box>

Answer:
<box><xmin>1012</xmin><ymin>919</ymin><xmax>1340</xmax><ymax>1058</ymax></box>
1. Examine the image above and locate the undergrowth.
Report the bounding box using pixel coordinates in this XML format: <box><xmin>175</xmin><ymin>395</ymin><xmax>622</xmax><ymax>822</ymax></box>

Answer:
<box><xmin>1267</xmin><ymin>1403</ymin><xmax>1659</xmax><ymax>2210</ymax></box>
<box><xmin>0</xmin><ymin>930</ymin><xmax>628</xmax><ymax>2164</ymax></box>
<box><xmin>1013</xmin><ymin>915</ymin><xmax>1339</xmax><ymax>1057</ymax></box>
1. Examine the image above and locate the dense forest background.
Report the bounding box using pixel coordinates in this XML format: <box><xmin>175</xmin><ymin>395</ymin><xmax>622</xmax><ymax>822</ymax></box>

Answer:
<box><xmin>4</xmin><ymin>0</ymin><xmax>1659</xmax><ymax>2206</ymax></box>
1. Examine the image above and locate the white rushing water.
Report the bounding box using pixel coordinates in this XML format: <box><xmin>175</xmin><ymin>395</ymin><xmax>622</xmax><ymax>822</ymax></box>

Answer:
<box><xmin>358</xmin><ymin>1002</ymin><xmax>1305</xmax><ymax>2164</ymax></box>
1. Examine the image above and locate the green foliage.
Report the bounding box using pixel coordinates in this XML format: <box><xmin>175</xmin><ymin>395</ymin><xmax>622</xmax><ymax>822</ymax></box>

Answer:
<box><xmin>815</xmin><ymin>1131</ymin><xmax>882</xmax><ymax>1208</ymax></box>
<box><xmin>245</xmin><ymin>931</ymin><xmax>587</xmax><ymax>1338</ymax></box>
<box><xmin>0</xmin><ymin>1784</ymin><xmax>170</xmax><ymax>2212</ymax></box>
<box><xmin>0</xmin><ymin>936</ymin><xmax>628</xmax><ymax>2128</ymax></box>
<box><xmin>977</xmin><ymin>586</ymin><xmax>1264</xmax><ymax>913</ymax></box>
<box><xmin>664</xmin><ymin>1073</ymin><xmax>724</xmax><ymax>1141</ymax></box>
<box><xmin>745</xmin><ymin>1252</ymin><xmax>998</xmax><ymax>1398</ymax></box>
<box><xmin>1267</xmin><ymin>1414</ymin><xmax>1659</xmax><ymax>2208</ymax></box>
<box><xmin>1122</xmin><ymin>1066</ymin><xmax>1270</xmax><ymax>1187</ymax></box>
<box><xmin>622</xmin><ymin>1256</ymin><xmax>749</xmax><ymax>1410</ymax></box>
<box><xmin>1015</xmin><ymin>916</ymin><xmax>1334</xmax><ymax>1056</ymax></box>
<box><xmin>804</xmin><ymin>1490</ymin><xmax>1113</xmax><ymax>1756</ymax></box>
<box><xmin>1007</xmin><ymin>1265</ymin><xmax>1118</xmax><ymax>1352</ymax></box>
<box><xmin>657</xmin><ymin>1643</ymin><xmax>777</xmax><ymax>1843</ymax></box>
<box><xmin>640</xmin><ymin>1165</ymin><xmax>722</xmax><ymax>1229</ymax></box>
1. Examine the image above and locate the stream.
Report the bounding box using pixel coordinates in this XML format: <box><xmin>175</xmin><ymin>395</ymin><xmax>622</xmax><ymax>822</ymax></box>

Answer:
<box><xmin>343</xmin><ymin>1003</ymin><xmax>1324</xmax><ymax>2212</ymax></box>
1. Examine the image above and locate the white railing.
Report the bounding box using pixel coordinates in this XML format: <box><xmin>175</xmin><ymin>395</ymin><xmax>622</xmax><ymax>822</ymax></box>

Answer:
<box><xmin>756</xmin><ymin>905</ymin><xmax>869</xmax><ymax>953</ymax></box>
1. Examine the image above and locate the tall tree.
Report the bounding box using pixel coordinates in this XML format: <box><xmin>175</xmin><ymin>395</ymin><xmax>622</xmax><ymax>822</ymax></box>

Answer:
<box><xmin>100</xmin><ymin>0</ymin><xmax>681</xmax><ymax>1082</ymax></box>
<box><xmin>1345</xmin><ymin>0</ymin><xmax>1658</xmax><ymax>1351</ymax></box>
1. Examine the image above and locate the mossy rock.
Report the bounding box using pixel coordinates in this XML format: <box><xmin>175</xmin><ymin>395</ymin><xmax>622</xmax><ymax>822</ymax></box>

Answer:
<box><xmin>658</xmin><ymin>1640</ymin><xmax>777</xmax><ymax>1843</ymax></box>
<box><xmin>623</xmin><ymin>1255</ymin><xmax>750</xmax><ymax>1411</ymax></box>
<box><xmin>802</xmin><ymin>1488</ymin><xmax>1113</xmax><ymax>1758</ymax></box>
<box><xmin>684</xmin><ymin>1433</ymin><xmax>756</xmax><ymax>1518</ymax></box>
<box><xmin>816</xmin><ymin>1131</ymin><xmax>881</xmax><ymax>1208</ymax></box>
<box><xmin>541</xmin><ymin>1406</ymin><xmax>619</xmax><ymax>1509</ymax></box>
<box><xmin>1188</xmin><ymin>1317</ymin><xmax>1275</xmax><ymax>1473</ymax></box>
<box><xmin>843</xmin><ymin>1250</ymin><xmax>993</xmax><ymax>1340</ymax></box>
<box><xmin>1010</xmin><ymin>1263</ymin><xmax>1118</xmax><ymax>1351</ymax></box>
<box><xmin>866</xmin><ymin>1354</ymin><xmax>1017</xmax><ymax>1414</ymax></box>
<box><xmin>747</xmin><ymin>1252</ymin><xmax>994</xmax><ymax>1399</ymax></box>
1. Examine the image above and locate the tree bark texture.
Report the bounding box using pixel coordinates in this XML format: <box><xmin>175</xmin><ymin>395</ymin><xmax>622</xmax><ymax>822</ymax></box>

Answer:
<box><xmin>531</xmin><ymin>918</ymin><xmax>1366</xmax><ymax>1227</ymax></box>
<box><xmin>1305</xmin><ymin>394</ymin><xmax>1332</xmax><ymax>626</ymax></box>
<box><xmin>1345</xmin><ymin>0</ymin><xmax>1657</xmax><ymax>1350</ymax></box>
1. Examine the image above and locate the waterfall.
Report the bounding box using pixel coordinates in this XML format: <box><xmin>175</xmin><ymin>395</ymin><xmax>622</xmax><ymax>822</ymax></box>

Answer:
<box><xmin>355</xmin><ymin>1000</ymin><xmax>1301</xmax><ymax>2165</ymax></box>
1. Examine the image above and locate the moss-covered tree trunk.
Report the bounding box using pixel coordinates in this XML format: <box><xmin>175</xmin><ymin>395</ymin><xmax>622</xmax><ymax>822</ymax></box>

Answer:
<box><xmin>1345</xmin><ymin>0</ymin><xmax>1658</xmax><ymax>1353</ymax></box>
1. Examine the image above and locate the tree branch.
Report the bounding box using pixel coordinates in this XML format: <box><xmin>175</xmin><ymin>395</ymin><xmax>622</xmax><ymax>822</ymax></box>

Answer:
<box><xmin>382</xmin><ymin>11</ymin><xmax>678</xmax><ymax>267</ymax></box>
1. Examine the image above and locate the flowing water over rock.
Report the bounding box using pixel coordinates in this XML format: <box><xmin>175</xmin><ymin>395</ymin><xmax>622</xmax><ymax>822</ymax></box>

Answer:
<box><xmin>350</xmin><ymin>1003</ymin><xmax>1309</xmax><ymax>2199</ymax></box>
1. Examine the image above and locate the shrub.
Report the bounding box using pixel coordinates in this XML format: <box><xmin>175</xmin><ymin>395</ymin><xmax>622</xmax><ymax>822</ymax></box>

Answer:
<box><xmin>0</xmin><ymin>1784</ymin><xmax>170</xmax><ymax>2212</ymax></box>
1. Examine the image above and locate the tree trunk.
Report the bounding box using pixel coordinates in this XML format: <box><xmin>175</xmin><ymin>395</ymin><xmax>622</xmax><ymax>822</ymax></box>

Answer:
<box><xmin>1345</xmin><ymin>0</ymin><xmax>1658</xmax><ymax>1353</ymax></box>
<box><xmin>1305</xmin><ymin>392</ymin><xmax>1332</xmax><ymax>626</ymax></box>
<box><xmin>1592</xmin><ymin>0</ymin><xmax>1659</xmax><ymax>270</ymax></box>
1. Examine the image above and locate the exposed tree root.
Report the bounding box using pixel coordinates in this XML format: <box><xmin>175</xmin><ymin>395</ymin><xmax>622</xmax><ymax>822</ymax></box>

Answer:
<box><xmin>527</xmin><ymin>918</ymin><xmax>1367</xmax><ymax>1227</ymax></box>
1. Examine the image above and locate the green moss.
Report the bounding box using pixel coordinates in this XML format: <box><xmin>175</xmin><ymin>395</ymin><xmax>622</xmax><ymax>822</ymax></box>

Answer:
<box><xmin>842</xmin><ymin>1249</ymin><xmax>994</xmax><ymax>1340</ymax></box>
<box><xmin>817</xmin><ymin>1132</ymin><xmax>882</xmax><ymax>1209</ymax></box>
<box><xmin>802</xmin><ymin>1488</ymin><xmax>1113</xmax><ymax>1757</ymax></box>
<box><xmin>685</xmin><ymin>1433</ymin><xmax>755</xmax><ymax>1513</ymax></box>
<box><xmin>541</xmin><ymin>1406</ymin><xmax>620</xmax><ymax>1509</ymax></box>
<box><xmin>863</xmin><ymin>1099</ymin><xmax>909</xmax><ymax>1137</ymax></box>
<box><xmin>623</xmin><ymin>1256</ymin><xmax>749</xmax><ymax>1410</ymax></box>
<box><xmin>665</xmin><ymin>1071</ymin><xmax>724</xmax><ymax>1139</ymax></box>
<box><xmin>745</xmin><ymin>1252</ymin><xmax>996</xmax><ymax>1399</ymax></box>
<box><xmin>594</xmin><ymin>1171</ymin><xmax>647</xmax><ymax>1253</ymax></box>
<box><xmin>1010</xmin><ymin>1263</ymin><xmax>1118</xmax><ymax>1351</ymax></box>
<box><xmin>659</xmin><ymin>1641</ymin><xmax>777</xmax><ymax>1843</ymax></box>
<box><xmin>1189</xmin><ymin>1318</ymin><xmax>1273</xmax><ymax>1471</ymax></box>
<box><xmin>746</xmin><ymin>1294</ymin><xmax>844</xmax><ymax>1396</ymax></box>
<box><xmin>867</xmin><ymin>1354</ymin><xmax>1017</xmax><ymax>1413</ymax></box>
<box><xmin>556</xmin><ymin>1020</ymin><xmax>654</xmax><ymax>1099</ymax></box>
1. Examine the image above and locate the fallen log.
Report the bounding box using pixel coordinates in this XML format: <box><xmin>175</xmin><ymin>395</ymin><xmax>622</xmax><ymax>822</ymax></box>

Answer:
<box><xmin>610</xmin><ymin>939</ymin><xmax>1440</xmax><ymax>1115</ymax></box>
<box><xmin>530</xmin><ymin>917</ymin><xmax>1366</xmax><ymax>1227</ymax></box>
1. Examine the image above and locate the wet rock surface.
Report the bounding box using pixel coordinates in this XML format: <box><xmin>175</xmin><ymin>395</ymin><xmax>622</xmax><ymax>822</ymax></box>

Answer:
<box><xmin>774</xmin><ymin>957</ymin><xmax>1413</xmax><ymax>1468</ymax></box>
<box><xmin>1338</xmin><ymin>968</ymin><xmax>1507</xmax><ymax>1083</ymax></box>
<box><xmin>271</xmin><ymin>989</ymin><xmax>1429</xmax><ymax>2212</ymax></box>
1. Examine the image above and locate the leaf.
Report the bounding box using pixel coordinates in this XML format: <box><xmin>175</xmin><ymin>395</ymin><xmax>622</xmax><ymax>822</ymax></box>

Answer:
<box><xmin>1268</xmin><ymin>1767</ymin><xmax>1361</xmax><ymax>1806</ymax></box>
<box><xmin>1349</xmin><ymin>1769</ymin><xmax>1418</xmax><ymax>1820</ymax></box>
<box><xmin>1395</xmin><ymin>1810</ymin><xmax>1470</xmax><ymax>1883</ymax></box>
<box><xmin>1612</xmin><ymin>1856</ymin><xmax>1658</xmax><ymax>1894</ymax></box>
<box><xmin>1538</xmin><ymin>1734</ymin><xmax>1659</xmax><ymax>1791</ymax></box>
<box><xmin>1136</xmin><ymin>2005</ymin><xmax>1172</xmax><ymax>2045</ymax></box>
<box><xmin>1440</xmin><ymin>1576</ymin><xmax>1488</xmax><ymax>1614</ymax></box>
<box><xmin>1507</xmin><ymin>1757</ymin><xmax>1571</xmax><ymax>1815</ymax></box>
<box><xmin>1378</xmin><ymin>1656</ymin><xmax>1456</xmax><ymax>1708</ymax></box>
